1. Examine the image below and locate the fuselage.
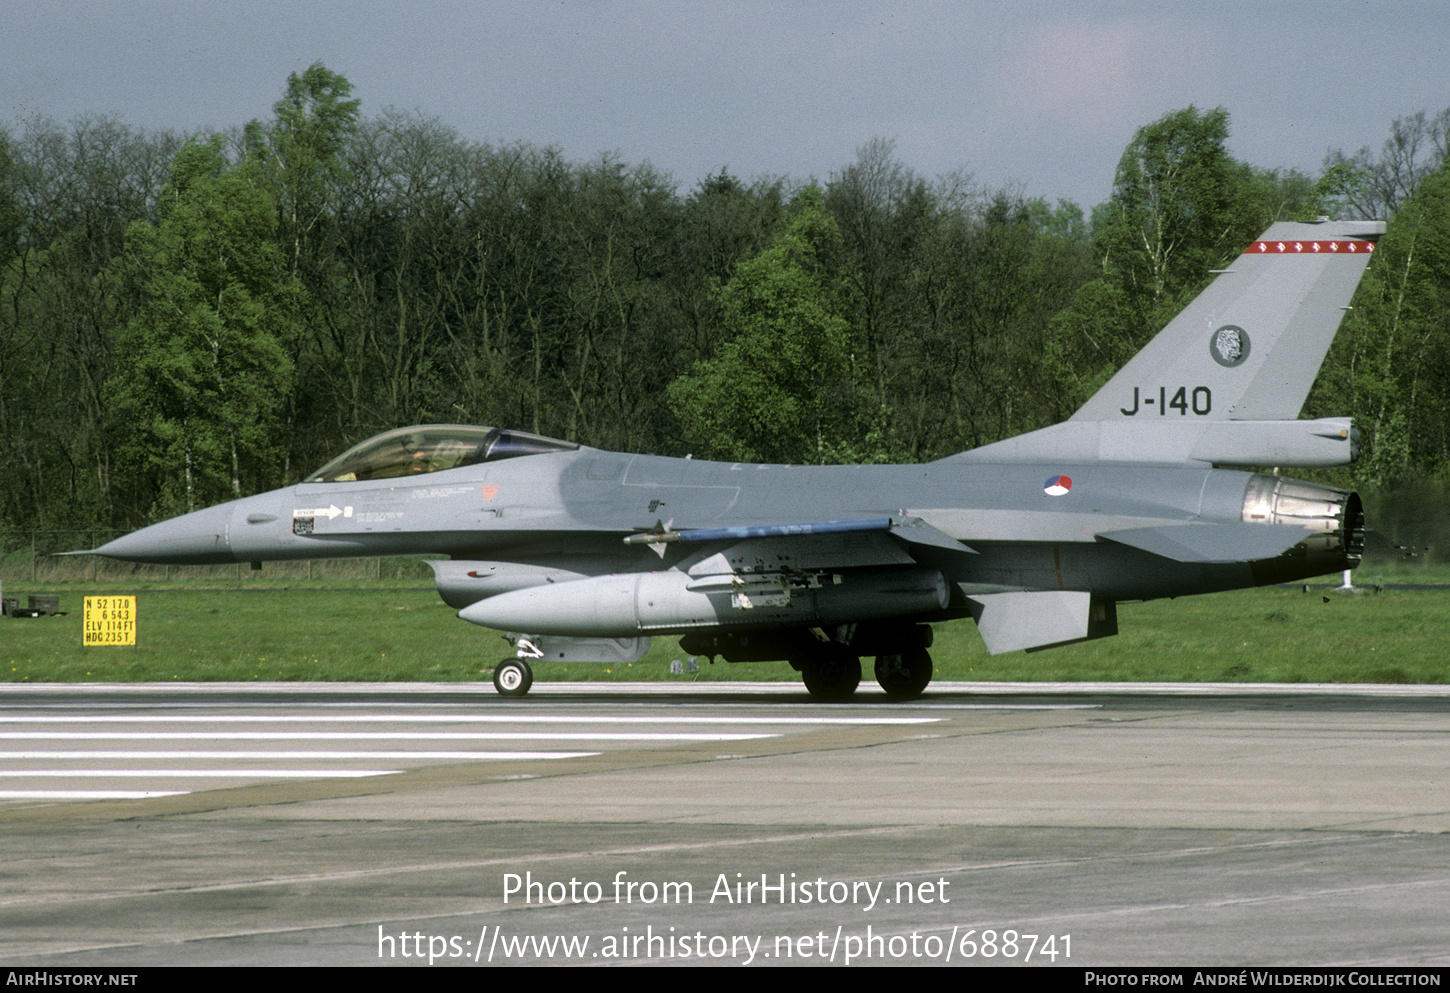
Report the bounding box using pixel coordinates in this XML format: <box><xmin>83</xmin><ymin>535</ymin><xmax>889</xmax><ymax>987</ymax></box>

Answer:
<box><xmin>94</xmin><ymin>445</ymin><xmax>1360</xmax><ymax>616</ymax></box>
<box><xmin>81</xmin><ymin>217</ymin><xmax>1385</xmax><ymax>696</ymax></box>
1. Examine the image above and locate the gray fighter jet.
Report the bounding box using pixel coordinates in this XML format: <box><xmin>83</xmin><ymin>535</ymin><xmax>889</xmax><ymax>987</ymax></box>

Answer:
<box><xmin>84</xmin><ymin>219</ymin><xmax>1384</xmax><ymax>700</ymax></box>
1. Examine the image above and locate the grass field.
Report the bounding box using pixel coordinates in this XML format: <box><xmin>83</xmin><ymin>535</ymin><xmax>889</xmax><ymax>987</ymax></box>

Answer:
<box><xmin>2</xmin><ymin>561</ymin><xmax>1446</xmax><ymax>685</ymax></box>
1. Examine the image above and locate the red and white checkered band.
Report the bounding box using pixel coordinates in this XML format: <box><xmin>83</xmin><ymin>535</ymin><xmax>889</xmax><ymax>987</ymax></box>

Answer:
<box><xmin>1246</xmin><ymin>240</ymin><xmax>1376</xmax><ymax>255</ymax></box>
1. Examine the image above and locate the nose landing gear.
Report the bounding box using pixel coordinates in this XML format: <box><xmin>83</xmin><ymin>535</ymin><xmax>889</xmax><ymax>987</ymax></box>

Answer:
<box><xmin>492</xmin><ymin>658</ymin><xmax>534</xmax><ymax>697</ymax></box>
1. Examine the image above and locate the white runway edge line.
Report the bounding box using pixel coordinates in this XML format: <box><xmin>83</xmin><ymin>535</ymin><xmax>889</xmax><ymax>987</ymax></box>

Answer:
<box><xmin>7</xmin><ymin>680</ymin><xmax>1446</xmax><ymax>697</ymax></box>
<box><xmin>0</xmin><ymin>769</ymin><xmax>399</xmax><ymax>778</ymax></box>
<box><xmin>0</xmin><ymin>791</ymin><xmax>188</xmax><ymax>800</ymax></box>
<box><xmin>0</xmin><ymin>714</ymin><xmax>943</xmax><ymax>724</ymax></box>
<box><xmin>3</xmin><ymin>751</ymin><xmax>603</xmax><ymax>760</ymax></box>
<box><xmin>0</xmin><ymin>732</ymin><xmax>780</xmax><ymax>742</ymax></box>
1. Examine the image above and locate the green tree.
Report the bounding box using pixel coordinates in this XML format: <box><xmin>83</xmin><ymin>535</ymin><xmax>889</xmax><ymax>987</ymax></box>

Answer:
<box><xmin>1047</xmin><ymin>106</ymin><xmax>1328</xmax><ymax>413</ymax></box>
<box><xmin>243</xmin><ymin>63</ymin><xmax>360</xmax><ymax>479</ymax></box>
<box><xmin>0</xmin><ymin>117</ymin><xmax>186</xmax><ymax>525</ymax></box>
<box><xmin>893</xmin><ymin>189</ymin><xmax>1092</xmax><ymax>453</ymax></box>
<box><xmin>1322</xmin><ymin>109</ymin><xmax>1450</xmax><ymax>221</ymax></box>
<box><xmin>827</xmin><ymin>138</ymin><xmax>935</xmax><ymax>398</ymax></box>
<box><xmin>1091</xmin><ymin>106</ymin><xmax>1242</xmax><ymax>329</ymax></box>
<box><xmin>0</xmin><ymin>132</ymin><xmax>20</xmax><ymax>262</ymax></box>
<box><xmin>105</xmin><ymin>137</ymin><xmax>301</xmax><ymax>519</ymax></box>
<box><xmin>248</xmin><ymin>62</ymin><xmax>360</xmax><ymax>279</ymax></box>
<box><xmin>667</xmin><ymin>186</ymin><xmax>857</xmax><ymax>463</ymax></box>
<box><xmin>1310</xmin><ymin>162</ymin><xmax>1450</xmax><ymax>485</ymax></box>
<box><xmin>670</xmin><ymin>170</ymin><xmax>787</xmax><ymax>370</ymax></box>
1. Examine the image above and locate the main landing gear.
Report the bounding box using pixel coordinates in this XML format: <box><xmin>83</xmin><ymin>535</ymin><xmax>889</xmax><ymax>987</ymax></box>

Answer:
<box><xmin>795</xmin><ymin>642</ymin><xmax>934</xmax><ymax>702</ymax></box>
<box><xmin>873</xmin><ymin>648</ymin><xmax>933</xmax><ymax>700</ymax></box>
<box><xmin>798</xmin><ymin>644</ymin><xmax>862</xmax><ymax>702</ymax></box>
<box><xmin>487</xmin><ymin>625</ymin><xmax>935</xmax><ymax>701</ymax></box>
<box><xmin>493</xmin><ymin>658</ymin><xmax>533</xmax><ymax>697</ymax></box>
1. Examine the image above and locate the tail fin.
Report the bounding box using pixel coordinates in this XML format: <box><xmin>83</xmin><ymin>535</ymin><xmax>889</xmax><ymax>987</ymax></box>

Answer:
<box><xmin>1072</xmin><ymin>219</ymin><xmax>1385</xmax><ymax>422</ymax></box>
<box><xmin>949</xmin><ymin>218</ymin><xmax>1385</xmax><ymax>466</ymax></box>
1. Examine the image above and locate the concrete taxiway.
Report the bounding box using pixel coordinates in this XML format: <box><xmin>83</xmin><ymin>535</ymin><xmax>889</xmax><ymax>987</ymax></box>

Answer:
<box><xmin>1</xmin><ymin>681</ymin><xmax>1447</xmax><ymax>966</ymax></box>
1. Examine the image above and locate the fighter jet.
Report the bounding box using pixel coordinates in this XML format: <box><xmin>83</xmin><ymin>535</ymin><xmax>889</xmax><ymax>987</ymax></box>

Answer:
<box><xmin>84</xmin><ymin>219</ymin><xmax>1384</xmax><ymax>700</ymax></box>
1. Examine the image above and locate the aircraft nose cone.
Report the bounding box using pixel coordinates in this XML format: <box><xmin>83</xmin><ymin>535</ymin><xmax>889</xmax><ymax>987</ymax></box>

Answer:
<box><xmin>94</xmin><ymin>502</ymin><xmax>237</xmax><ymax>564</ymax></box>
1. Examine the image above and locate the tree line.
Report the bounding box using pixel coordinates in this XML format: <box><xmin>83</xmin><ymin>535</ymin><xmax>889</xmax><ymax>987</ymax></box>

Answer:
<box><xmin>1</xmin><ymin>64</ymin><xmax>1447</xmax><ymax>530</ymax></box>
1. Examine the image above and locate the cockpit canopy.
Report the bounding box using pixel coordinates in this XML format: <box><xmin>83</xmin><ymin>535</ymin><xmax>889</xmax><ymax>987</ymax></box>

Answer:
<box><xmin>305</xmin><ymin>425</ymin><xmax>579</xmax><ymax>483</ymax></box>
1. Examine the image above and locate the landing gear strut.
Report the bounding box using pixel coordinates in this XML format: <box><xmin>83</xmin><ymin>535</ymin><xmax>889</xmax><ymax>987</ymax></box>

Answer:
<box><xmin>874</xmin><ymin>648</ymin><xmax>932</xmax><ymax>700</ymax></box>
<box><xmin>493</xmin><ymin>658</ymin><xmax>534</xmax><ymax>698</ymax></box>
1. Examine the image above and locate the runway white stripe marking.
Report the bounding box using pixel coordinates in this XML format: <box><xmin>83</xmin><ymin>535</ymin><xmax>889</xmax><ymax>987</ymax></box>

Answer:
<box><xmin>0</xmin><ymin>714</ymin><xmax>939</xmax><ymax>725</ymax></box>
<box><xmin>904</xmin><ymin>704</ymin><xmax>1100</xmax><ymax>711</ymax></box>
<box><xmin>0</xmin><ymin>732</ymin><xmax>776</xmax><ymax>742</ymax></box>
<box><xmin>0</xmin><ymin>769</ymin><xmax>399</xmax><ymax>778</ymax></box>
<box><xmin>2</xmin><ymin>751</ymin><xmax>602</xmax><ymax>760</ymax></box>
<box><xmin>0</xmin><ymin>791</ymin><xmax>188</xmax><ymax>800</ymax></box>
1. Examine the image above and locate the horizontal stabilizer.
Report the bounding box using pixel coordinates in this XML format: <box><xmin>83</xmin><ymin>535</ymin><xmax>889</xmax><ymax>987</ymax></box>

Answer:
<box><xmin>1096</xmin><ymin>522</ymin><xmax>1309</xmax><ymax>563</ymax></box>
<box><xmin>966</xmin><ymin>591</ymin><xmax>1117</xmax><ymax>654</ymax></box>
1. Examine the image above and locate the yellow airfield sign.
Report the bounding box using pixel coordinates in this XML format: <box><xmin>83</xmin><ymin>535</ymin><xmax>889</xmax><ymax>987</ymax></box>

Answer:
<box><xmin>84</xmin><ymin>595</ymin><xmax>136</xmax><ymax>646</ymax></box>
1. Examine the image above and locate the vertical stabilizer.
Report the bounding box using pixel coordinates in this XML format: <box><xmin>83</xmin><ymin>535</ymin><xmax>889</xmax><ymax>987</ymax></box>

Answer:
<box><xmin>1071</xmin><ymin>219</ymin><xmax>1385</xmax><ymax>423</ymax></box>
<box><xmin>944</xmin><ymin>219</ymin><xmax>1384</xmax><ymax>466</ymax></box>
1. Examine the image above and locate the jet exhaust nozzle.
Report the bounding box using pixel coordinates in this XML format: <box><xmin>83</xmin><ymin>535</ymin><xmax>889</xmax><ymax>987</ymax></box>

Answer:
<box><xmin>1242</xmin><ymin>475</ymin><xmax>1364</xmax><ymax>581</ymax></box>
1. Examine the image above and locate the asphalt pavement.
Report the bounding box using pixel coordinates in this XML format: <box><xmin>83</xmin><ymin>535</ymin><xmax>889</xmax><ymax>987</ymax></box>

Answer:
<box><xmin>1</xmin><ymin>680</ymin><xmax>1447</xmax><ymax>967</ymax></box>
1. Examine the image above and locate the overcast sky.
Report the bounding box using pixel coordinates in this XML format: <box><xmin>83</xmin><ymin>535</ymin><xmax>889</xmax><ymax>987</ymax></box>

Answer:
<box><xmin>3</xmin><ymin>1</ymin><xmax>1447</xmax><ymax>210</ymax></box>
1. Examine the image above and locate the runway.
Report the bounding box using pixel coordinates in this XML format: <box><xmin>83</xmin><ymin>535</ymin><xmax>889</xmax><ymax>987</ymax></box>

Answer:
<box><xmin>1</xmin><ymin>681</ymin><xmax>1447</xmax><ymax>966</ymax></box>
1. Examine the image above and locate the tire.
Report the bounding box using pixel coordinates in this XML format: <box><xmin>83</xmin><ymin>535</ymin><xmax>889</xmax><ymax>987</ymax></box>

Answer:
<box><xmin>874</xmin><ymin>648</ymin><xmax>932</xmax><ymax>699</ymax></box>
<box><xmin>800</xmin><ymin>647</ymin><xmax>861</xmax><ymax>702</ymax></box>
<box><xmin>493</xmin><ymin>658</ymin><xmax>533</xmax><ymax>698</ymax></box>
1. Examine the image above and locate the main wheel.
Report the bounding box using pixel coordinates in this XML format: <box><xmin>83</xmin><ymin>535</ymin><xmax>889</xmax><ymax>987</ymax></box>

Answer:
<box><xmin>799</xmin><ymin>646</ymin><xmax>861</xmax><ymax>702</ymax></box>
<box><xmin>493</xmin><ymin>658</ymin><xmax>534</xmax><ymax>698</ymax></box>
<box><xmin>875</xmin><ymin>648</ymin><xmax>932</xmax><ymax>700</ymax></box>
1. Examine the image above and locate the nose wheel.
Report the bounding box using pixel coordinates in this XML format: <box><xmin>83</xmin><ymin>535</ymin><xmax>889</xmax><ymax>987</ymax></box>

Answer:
<box><xmin>493</xmin><ymin>658</ymin><xmax>534</xmax><ymax>697</ymax></box>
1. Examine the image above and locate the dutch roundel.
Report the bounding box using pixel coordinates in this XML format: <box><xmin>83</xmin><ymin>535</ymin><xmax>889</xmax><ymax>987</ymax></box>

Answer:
<box><xmin>1043</xmin><ymin>474</ymin><xmax>1072</xmax><ymax>497</ymax></box>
